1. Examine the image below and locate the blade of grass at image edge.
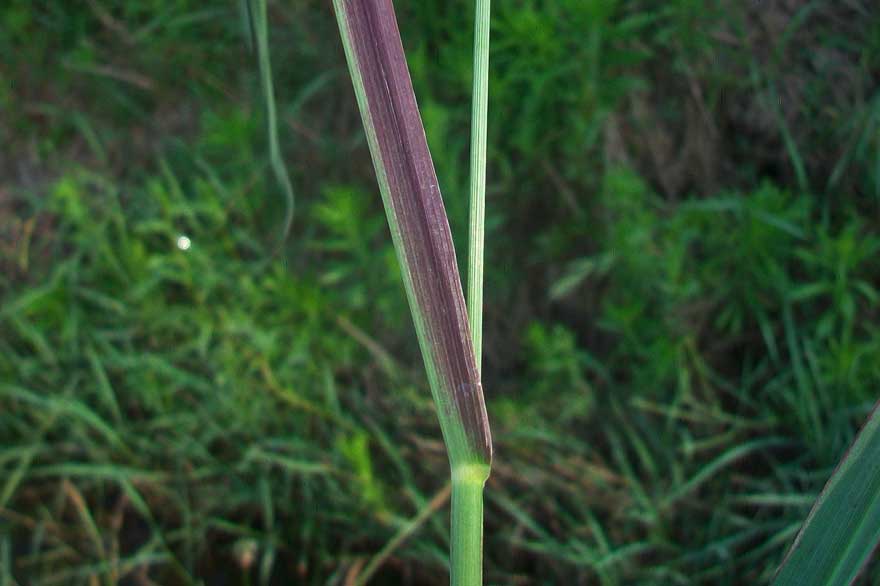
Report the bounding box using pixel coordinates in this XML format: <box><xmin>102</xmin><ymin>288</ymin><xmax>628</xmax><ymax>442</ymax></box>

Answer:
<box><xmin>331</xmin><ymin>2</ymin><xmax>492</xmax><ymax>586</ymax></box>
<box><xmin>772</xmin><ymin>400</ymin><xmax>880</xmax><ymax>586</ymax></box>
<box><xmin>467</xmin><ymin>0</ymin><xmax>491</xmax><ymax>371</ymax></box>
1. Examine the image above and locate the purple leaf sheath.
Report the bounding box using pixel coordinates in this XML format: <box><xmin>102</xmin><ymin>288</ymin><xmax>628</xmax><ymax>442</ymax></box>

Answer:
<box><xmin>333</xmin><ymin>0</ymin><xmax>492</xmax><ymax>468</ymax></box>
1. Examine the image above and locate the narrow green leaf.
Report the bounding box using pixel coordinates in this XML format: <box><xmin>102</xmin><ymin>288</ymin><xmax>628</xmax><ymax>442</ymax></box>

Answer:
<box><xmin>772</xmin><ymin>401</ymin><xmax>880</xmax><ymax>586</ymax></box>
<box><xmin>332</xmin><ymin>0</ymin><xmax>491</xmax><ymax>469</ymax></box>
<box><xmin>466</xmin><ymin>0</ymin><xmax>491</xmax><ymax>370</ymax></box>
<box><xmin>247</xmin><ymin>0</ymin><xmax>295</xmax><ymax>246</ymax></box>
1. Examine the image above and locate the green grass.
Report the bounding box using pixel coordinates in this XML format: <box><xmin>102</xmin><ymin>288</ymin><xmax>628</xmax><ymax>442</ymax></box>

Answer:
<box><xmin>2</xmin><ymin>1</ymin><xmax>880</xmax><ymax>584</ymax></box>
<box><xmin>772</xmin><ymin>403</ymin><xmax>880</xmax><ymax>586</ymax></box>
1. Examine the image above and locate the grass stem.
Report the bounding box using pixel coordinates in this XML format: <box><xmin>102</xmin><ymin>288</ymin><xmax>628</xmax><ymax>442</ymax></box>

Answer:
<box><xmin>466</xmin><ymin>0</ymin><xmax>491</xmax><ymax>370</ymax></box>
<box><xmin>460</xmin><ymin>2</ymin><xmax>492</xmax><ymax>583</ymax></box>
<box><xmin>248</xmin><ymin>0</ymin><xmax>295</xmax><ymax>247</ymax></box>
<box><xmin>451</xmin><ymin>466</ymin><xmax>489</xmax><ymax>586</ymax></box>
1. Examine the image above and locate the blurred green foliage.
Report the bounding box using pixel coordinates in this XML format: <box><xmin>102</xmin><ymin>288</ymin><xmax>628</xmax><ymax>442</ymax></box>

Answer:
<box><xmin>1</xmin><ymin>0</ymin><xmax>879</xmax><ymax>585</ymax></box>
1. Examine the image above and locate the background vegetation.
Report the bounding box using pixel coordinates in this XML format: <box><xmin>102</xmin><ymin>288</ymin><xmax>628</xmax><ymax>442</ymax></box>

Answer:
<box><xmin>2</xmin><ymin>0</ymin><xmax>879</xmax><ymax>584</ymax></box>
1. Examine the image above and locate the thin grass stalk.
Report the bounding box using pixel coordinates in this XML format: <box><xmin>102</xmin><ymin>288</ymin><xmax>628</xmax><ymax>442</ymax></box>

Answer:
<box><xmin>331</xmin><ymin>4</ymin><xmax>492</xmax><ymax>584</ymax></box>
<box><xmin>246</xmin><ymin>0</ymin><xmax>295</xmax><ymax>246</ymax></box>
<box><xmin>466</xmin><ymin>0</ymin><xmax>491</xmax><ymax>371</ymax></box>
<box><xmin>454</xmin><ymin>2</ymin><xmax>492</xmax><ymax>583</ymax></box>
<box><xmin>451</xmin><ymin>466</ymin><xmax>486</xmax><ymax>586</ymax></box>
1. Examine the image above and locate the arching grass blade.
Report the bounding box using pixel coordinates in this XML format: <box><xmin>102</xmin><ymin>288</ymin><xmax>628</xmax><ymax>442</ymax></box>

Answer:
<box><xmin>772</xmin><ymin>401</ymin><xmax>880</xmax><ymax>586</ymax></box>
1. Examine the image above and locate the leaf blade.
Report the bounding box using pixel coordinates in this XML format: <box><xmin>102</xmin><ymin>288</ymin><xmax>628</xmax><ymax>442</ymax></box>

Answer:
<box><xmin>773</xmin><ymin>401</ymin><xmax>880</xmax><ymax>586</ymax></box>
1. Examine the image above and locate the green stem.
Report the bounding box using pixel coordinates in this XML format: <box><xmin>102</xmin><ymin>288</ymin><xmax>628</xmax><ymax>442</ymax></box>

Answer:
<box><xmin>249</xmin><ymin>0</ymin><xmax>295</xmax><ymax>246</ymax></box>
<box><xmin>467</xmin><ymin>0</ymin><xmax>491</xmax><ymax>370</ymax></box>
<box><xmin>451</xmin><ymin>466</ymin><xmax>489</xmax><ymax>586</ymax></box>
<box><xmin>460</xmin><ymin>3</ymin><xmax>492</xmax><ymax>583</ymax></box>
